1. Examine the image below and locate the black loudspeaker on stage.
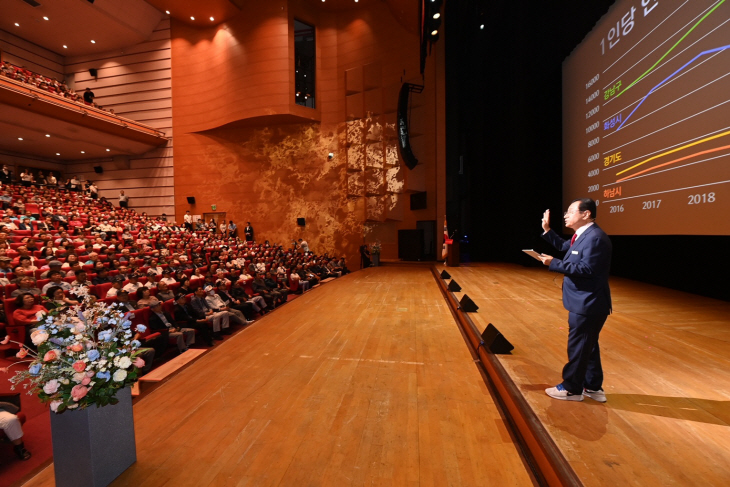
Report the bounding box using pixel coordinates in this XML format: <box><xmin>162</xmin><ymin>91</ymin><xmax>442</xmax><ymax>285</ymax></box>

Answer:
<box><xmin>459</xmin><ymin>294</ymin><xmax>479</xmax><ymax>312</ymax></box>
<box><xmin>93</xmin><ymin>166</ymin><xmax>103</xmax><ymax>174</ymax></box>
<box><xmin>440</xmin><ymin>270</ymin><xmax>451</xmax><ymax>279</ymax></box>
<box><xmin>481</xmin><ymin>323</ymin><xmax>514</xmax><ymax>354</ymax></box>
<box><xmin>186</xmin><ymin>196</ymin><xmax>196</xmax><ymax>204</ymax></box>
<box><xmin>447</xmin><ymin>280</ymin><xmax>461</xmax><ymax>292</ymax></box>
<box><xmin>297</xmin><ymin>217</ymin><xmax>306</xmax><ymax>226</ymax></box>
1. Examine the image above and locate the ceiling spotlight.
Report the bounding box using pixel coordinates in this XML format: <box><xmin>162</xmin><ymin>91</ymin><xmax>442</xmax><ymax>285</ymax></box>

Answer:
<box><xmin>63</xmin><ymin>45</ymin><xmax>68</xmax><ymax>48</ymax></box>
<box><xmin>43</xmin><ymin>16</ymin><xmax>49</xmax><ymax>21</ymax></box>
<box><xmin>45</xmin><ymin>134</ymin><xmax>51</xmax><ymax>137</ymax></box>
<box><xmin>14</xmin><ymin>23</ymin><xmax>20</xmax><ymax>27</ymax></box>
<box><xmin>91</xmin><ymin>40</ymin><xmax>96</xmax><ymax>44</ymax></box>
<box><xmin>210</xmin><ymin>17</ymin><xmax>214</xmax><ymax>21</ymax></box>
<box><xmin>480</xmin><ymin>24</ymin><xmax>484</xmax><ymax>30</ymax></box>
<box><xmin>190</xmin><ymin>16</ymin><xmax>195</xmax><ymax>20</ymax></box>
<box><xmin>106</xmin><ymin>149</ymin><xmax>110</xmax><ymax>152</ymax></box>
<box><xmin>433</xmin><ymin>12</ymin><xmax>440</xmax><ymax>19</ymax></box>
<box><xmin>431</xmin><ymin>29</ymin><xmax>438</xmax><ymax>36</ymax></box>
<box><xmin>81</xmin><ymin>151</ymin><xmax>85</xmax><ymax>154</ymax></box>
<box><xmin>56</xmin><ymin>153</ymin><xmax>61</xmax><ymax>156</ymax></box>
<box><xmin>165</xmin><ymin>10</ymin><xmax>170</xmax><ymax>14</ymax></box>
<box><xmin>18</xmin><ymin>137</ymin><xmax>23</xmax><ymax>141</ymax></box>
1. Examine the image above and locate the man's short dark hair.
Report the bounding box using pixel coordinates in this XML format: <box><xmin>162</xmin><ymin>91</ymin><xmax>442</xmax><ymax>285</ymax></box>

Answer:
<box><xmin>571</xmin><ymin>198</ymin><xmax>597</xmax><ymax>220</ymax></box>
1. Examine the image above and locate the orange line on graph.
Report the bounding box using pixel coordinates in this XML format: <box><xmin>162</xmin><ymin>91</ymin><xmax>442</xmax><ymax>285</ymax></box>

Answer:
<box><xmin>616</xmin><ymin>144</ymin><xmax>730</xmax><ymax>183</ymax></box>
<box><xmin>616</xmin><ymin>129</ymin><xmax>730</xmax><ymax>176</ymax></box>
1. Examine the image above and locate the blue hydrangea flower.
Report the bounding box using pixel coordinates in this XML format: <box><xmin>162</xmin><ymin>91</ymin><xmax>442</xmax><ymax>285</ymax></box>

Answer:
<box><xmin>87</xmin><ymin>349</ymin><xmax>100</xmax><ymax>361</ymax></box>
<box><xmin>98</xmin><ymin>330</ymin><xmax>113</xmax><ymax>342</ymax></box>
<box><xmin>96</xmin><ymin>371</ymin><xmax>111</xmax><ymax>381</ymax></box>
<box><xmin>29</xmin><ymin>364</ymin><xmax>42</xmax><ymax>376</ymax></box>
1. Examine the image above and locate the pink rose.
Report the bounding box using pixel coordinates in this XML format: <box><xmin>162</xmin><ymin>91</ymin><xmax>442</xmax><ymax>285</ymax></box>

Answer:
<box><xmin>81</xmin><ymin>376</ymin><xmax>91</xmax><ymax>386</ymax></box>
<box><xmin>85</xmin><ymin>370</ymin><xmax>95</xmax><ymax>377</ymax></box>
<box><xmin>72</xmin><ymin>361</ymin><xmax>86</xmax><ymax>372</ymax></box>
<box><xmin>50</xmin><ymin>400</ymin><xmax>63</xmax><ymax>413</ymax></box>
<box><xmin>43</xmin><ymin>350</ymin><xmax>58</xmax><ymax>362</ymax></box>
<box><xmin>43</xmin><ymin>379</ymin><xmax>60</xmax><ymax>394</ymax></box>
<box><xmin>132</xmin><ymin>357</ymin><xmax>145</xmax><ymax>369</ymax></box>
<box><xmin>69</xmin><ymin>343</ymin><xmax>83</xmax><ymax>352</ymax></box>
<box><xmin>71</xmin><ymin>385</ymin><xmax>88</xmax><ymax>402</ymax></box>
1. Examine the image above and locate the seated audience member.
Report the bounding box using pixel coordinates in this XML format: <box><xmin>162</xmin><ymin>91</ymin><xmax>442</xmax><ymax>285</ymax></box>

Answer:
<box><xmin>190</xmin><ymin>287</ymin><xmax>230</xmax><ymax>339</ymax></box>
<box><xmin>71</xmin><ymin>270</ymin><xmax>92</xmax><ymax>289</ymax></box>
<box><xmin>155</xmin><ymin>281</ymin><xmax>174</xmax><ymax>302</ymax></box>
<box><xmin>148</xmin><ymin>300</ymin><xmax>195</xmax><ymax>354</ymax></box>
<box><xmin>0</xmin><ymin>255</ymin><xmax>13</xmax><ymax>277</ymax></box>
<box><xmin>265</xmin><ymin>271</ymin><xmax>289</xmax><ymax>303</ymax></box>
<box><xmin>105</xmin><ymin>277</ymin><xmax>124</xmax><ymax>298</ymax></box>
<box><xmin>135</xmin><ymin>287</ymin><xmax>156</xmax><ymax>307</ymax></box>
<box><xmin>289</xmin><ymin>268</ymin><xmax>309</xmax><ymax>293</ymax></box>
<box><xmin>0</xmin><ymin>405</ymin><xmax>32</xmax><ymax>460</ymax></box>
<box><xmin>92</xmin><ymin>267</ymin><xmax>112</xmax><ymax>285</ymax></box>
<box><xmin>159</xmin><ymin>269</ymin><xmax>176</xmax><ymax>285</ymax></box>
<box><xmin>12</xmin><ymin>293</ymin><xmax>46</xmax><ymax>326</ymax></box>
<box><xmin>251</xmin><ymin>273</ymin><xmax>278</xmax><ymax>308</ymax></box>
<box><xmin>173</xmin><ymin>293</ymin><xmax>214</xmax><ymax>346</ymax></box>
<box><xmin>40</xmin><ymin>260</ymin><xmax>66</xmax><ymax>279</ymax></box>
<box><xmin>122</xmin><ymin>273</ymin><xmax>144</xmax><ymax>294</ymax></box>
<box><xmin>204</xmin><ymin>285</ymin><xmax>250</xmax><ymax>326</ymax></box>
<box><xmin>44</xmin><ymin>286</ymin><xmax>79</xmax><ymax>310</ymax></box>
<box><xmin>41</xmin><ymin>270</ymin><xmax>72</xmax><ymax>294</ymax></box>
<box><xmin>11</xmin><ymin>276</ymin><xmax>41</xmax><ymax>297</ymax></box>
<box><xmin>215</xmin><ymin>280</ymin><xmax>256</xmax><ymax>321</ymax></box>
<box><xmin>116</xmin><ymin>291</ymin><xmax>137</xmax><ymax>312</ymax></box>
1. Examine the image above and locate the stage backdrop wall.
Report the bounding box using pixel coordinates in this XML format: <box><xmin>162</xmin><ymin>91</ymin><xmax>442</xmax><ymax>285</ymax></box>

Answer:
<box><xmin>170</xmin><ymin>0</ymin><xmax>446</xmax><ymax>264</ymax></box>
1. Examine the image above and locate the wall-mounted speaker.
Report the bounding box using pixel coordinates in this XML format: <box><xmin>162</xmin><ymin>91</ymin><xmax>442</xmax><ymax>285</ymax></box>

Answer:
<box><xmin>480</xmin><ymin>323</ymin><xmax>514</xmax><ymax>354</ymax></box>
<box><xmin>447</xmin><ymin>280</ymin><xmax>461</xmax><ymax>292</ymax></box>
<box><xmin>459</xmin><ymin>294</ymin><xmax>479</xmax><ymax>312</ymax></box>
<box><xmin>440</xmin><ymin>270</ymin><xmax>451</xmax><ymax>279</ymax></box>
<box><xmin>410</xmin><ymin>192</ymin><xmax>427</xmax><ymax>210</ymax></box>
<box><xmin>93</xmin><ymin>166</ymin><xmax>103</xmax><ymax>174</ymax></box>
<box><xmin>89</xmin><ymin>68</ymin><xmax>98</xmax><ymax>78</ymax></box>
<box><xmin>297</xmin><ymin>218</ymin><xmax>306</xmax><ymax>226</ymax></box>
<box><xmin>186</xmin><ymin>196</ymin><xmax>196</xmax><ymax>204</ymax></box>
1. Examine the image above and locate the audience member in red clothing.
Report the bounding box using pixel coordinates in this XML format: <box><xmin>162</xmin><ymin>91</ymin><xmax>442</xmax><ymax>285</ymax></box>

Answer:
<box><xmin>12</xmin><ymin>293</ymin><xmax>46</xmax><ymax>326</ymax></box>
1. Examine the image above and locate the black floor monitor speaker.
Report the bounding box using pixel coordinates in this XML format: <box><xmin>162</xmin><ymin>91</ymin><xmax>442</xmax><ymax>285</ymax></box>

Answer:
<box><xmin>481</xmin><ymin>323</ymin><xmax>514</xmax><ymax>354</ymax></box>
<box><xmin>440</xmin><ymin>270</ymin><xmax>451</xmax><ymax>279</ymax></box>
<box><xmin>186</xmin><ymin>196</ymin><xmax>196</xmax><ymax>204</ymax></box>
<box><xmin>459</xmin><ymin>294</ymin><xmax>479</xmax><ymax>312</ymax></box>
<box><xmin>447</xmin><ymin>280</ymin><xmax>461</xmax><ymax>292</ymax></box>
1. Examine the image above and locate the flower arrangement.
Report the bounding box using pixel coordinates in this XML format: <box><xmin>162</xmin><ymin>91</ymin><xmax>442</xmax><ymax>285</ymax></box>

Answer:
<box><xmin>2</xmin><ymin>287</ymin><xmax>145</xmax><ymax>414</ymax></box>
<box><xmin>370</xmin><ymin>241</ymin><xmax>381</xmax><ymax>255</ymax></box>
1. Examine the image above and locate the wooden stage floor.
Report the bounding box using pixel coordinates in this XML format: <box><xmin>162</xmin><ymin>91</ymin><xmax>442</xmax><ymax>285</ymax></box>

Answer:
<box><xmin>24</xmin><ymin>266</ymin><xmax>534</xmax><ymax>487</ymax></box>
<box><xmin>438</xmin><ymin>263</ymin><xmax>730</xmax><ymax>486</ymax></box>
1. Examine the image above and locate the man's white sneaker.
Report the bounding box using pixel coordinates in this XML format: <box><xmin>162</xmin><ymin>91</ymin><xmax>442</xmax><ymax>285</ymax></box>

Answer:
<box><xmin>545</xmin><ymin>384</ymin><xmax>583</xmax><ymax>401</ymax></box>
<box><xmin>583</xmin><ymin>388</ymin><xmax>607</xmax><ymax>403</ymax></box>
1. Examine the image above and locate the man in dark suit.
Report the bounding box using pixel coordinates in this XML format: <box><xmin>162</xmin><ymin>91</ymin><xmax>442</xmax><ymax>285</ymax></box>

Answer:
<box><xmin>148</xmin><ymin>300</ymin><xmax>195</xmax><ymax>354</ymax></box>
<box><xmin>538</xmin><ymin>198</ymin><xmax>612</xmax><ymax>403</ymax></box>
<box><xmin>173</xmin><ymin>294</ymin><xmax>214</xmax><ymax>346</ymax></box>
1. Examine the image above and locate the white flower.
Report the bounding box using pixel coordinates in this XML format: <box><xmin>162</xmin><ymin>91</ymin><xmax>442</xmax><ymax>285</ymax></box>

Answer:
<box><xmin>31</xmin><ymin>330</ymin><xmax>49</xmax><ymax>346</ymax></box>
<box><xmin>117</xmin><ymin>356</ymin><xmax>132</xmax><ymax>369</ymax></box>
<box><xmin>50</xmin><ymin>400</ymin><xmax>63</xmax><ymax>412</ymax></box>
<box><xmin>43</xmin><ymin>379</ymin><xmax>60</xmax><ymax>394</ymax></box>
<box><xmin>35</xmin><ymin>310</ymin><xmax>47</xmax><ymax>321</ymax></box>
<box><xmin>67</xmin><ymin>403</ymin><xmax>79</xmax><ymax>409</ymax></box>
<box><xmin>72</xmin><ymin>372</ymin><xmax>86</xmax><ymax>383</ymax></box>
<box><xmin>60</xmin><ymin>378</ymin><xmax>69</xmax><ymax>385</ymax></box>
<box><xmin>112</xmin><ymin>369</ymin><xmax>127</xmax><ymax>382</ymax></box>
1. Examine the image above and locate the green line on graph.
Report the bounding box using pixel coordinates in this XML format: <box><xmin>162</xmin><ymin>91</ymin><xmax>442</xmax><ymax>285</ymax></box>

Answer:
<box><xmin>616</xmin><ymin>0</ymin><xmax>726</xmax><ymax>98</ymax></box>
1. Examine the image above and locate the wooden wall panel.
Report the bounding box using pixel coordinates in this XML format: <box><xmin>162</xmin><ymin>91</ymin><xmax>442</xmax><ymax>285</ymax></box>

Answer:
<box><xmin>60</xmin><ymin>19</ymin><xmax>174</xmax><ymax>217</ymax></box>
<box><xmin>0</xmin><ymin>30</ymin><xmax>65</xmax><ymax>79</ymax></box>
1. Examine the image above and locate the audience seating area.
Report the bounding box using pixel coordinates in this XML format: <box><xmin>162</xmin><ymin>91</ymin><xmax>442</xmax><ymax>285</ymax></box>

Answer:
<box><xmin>0</xmin><ymin>183</ymin><xmax>350</xmax><ymax>367</ymax></box>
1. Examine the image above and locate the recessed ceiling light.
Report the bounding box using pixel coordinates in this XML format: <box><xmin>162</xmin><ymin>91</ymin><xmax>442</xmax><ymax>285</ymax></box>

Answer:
<box><xmin>63</xmin><ymin>45</ymin><xmax>68</xmax><ymax>49</ymax></box>
<box><xmin>45</xmin><ymin>134</ymin><xmax>50</xmax><ymax>137</ymax></box>
<box><xmin>18</xmin><ymin>137</ymin><xmax>23</xmax><ymax>141</ymax></box>
<box><xmin>190</xmin><ymin>16</ymin><xmax>195</xmax><ymax>20</ymax></box>
<box><xmin>14</xmin><ymin>23</ymin><xmax>20</xmax><ymax>27</ymax></box>
<box><xmin>91</xmin><ymin>40</ymin><xmax>96</xmax><ymax>44</ymax></box>
<box><xmin>480</xmin><ymin>24</ymin><xmax>484</xmax><ymax>30</ymax></box>
<box><xmin>56</xmin><ymin>153</ymin><xmax>61</xmax><ymax>156</ymax></box>
<box><xmin>81</xmin><ymin>151</ymin><xmax>85</xmax><ymax>154</ymax></box>
<box><xmin>43</xmin><ymin>16</ymin><xmax>49</xmax><ymax>21</ymax></box>
<box><xmin>106</xmin><ymin>149</ymin><xmax>110</xmax><ymax>152</ymax></box>
<box><xmin>210</xmin><ymin>17</ymin><xmax>214</xmax><ymax>21</ymax></box>
<box><xmin>165</xmin><ymin>10</ymin><xmax>170</xmax><ymax>14</ymax></box>
<box><xmin>433</xmin><ymin>12</ymin><xmax>440</xmax><ymax>19</ymax></box>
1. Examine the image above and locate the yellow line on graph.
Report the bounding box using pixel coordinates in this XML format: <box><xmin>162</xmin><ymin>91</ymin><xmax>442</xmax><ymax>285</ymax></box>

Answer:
<box><xmin>616</xmin><ymin>129</ymin><xmax>730</xmax><ymax>175</ymax></box>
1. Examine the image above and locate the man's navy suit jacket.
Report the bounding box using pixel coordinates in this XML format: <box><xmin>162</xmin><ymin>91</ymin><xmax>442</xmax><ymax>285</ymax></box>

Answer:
<box><xmin>542</xmin><ymin>224</ymin><xmax>612</xmax><ymax>316</ymax></box>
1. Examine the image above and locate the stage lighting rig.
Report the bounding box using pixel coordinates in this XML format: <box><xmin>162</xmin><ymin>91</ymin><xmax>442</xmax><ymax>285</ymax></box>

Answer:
<box><xmin>420</xmin><ymin>0</ymin><xmax>444</xmax><ymax>73</ymax></box>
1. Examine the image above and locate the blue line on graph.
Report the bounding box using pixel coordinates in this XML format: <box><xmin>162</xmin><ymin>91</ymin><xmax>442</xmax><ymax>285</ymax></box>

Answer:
<box><xmin>617</xmin><ymin>44</ymin><xmax>730</xmax><ymax>130</ymax></box>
